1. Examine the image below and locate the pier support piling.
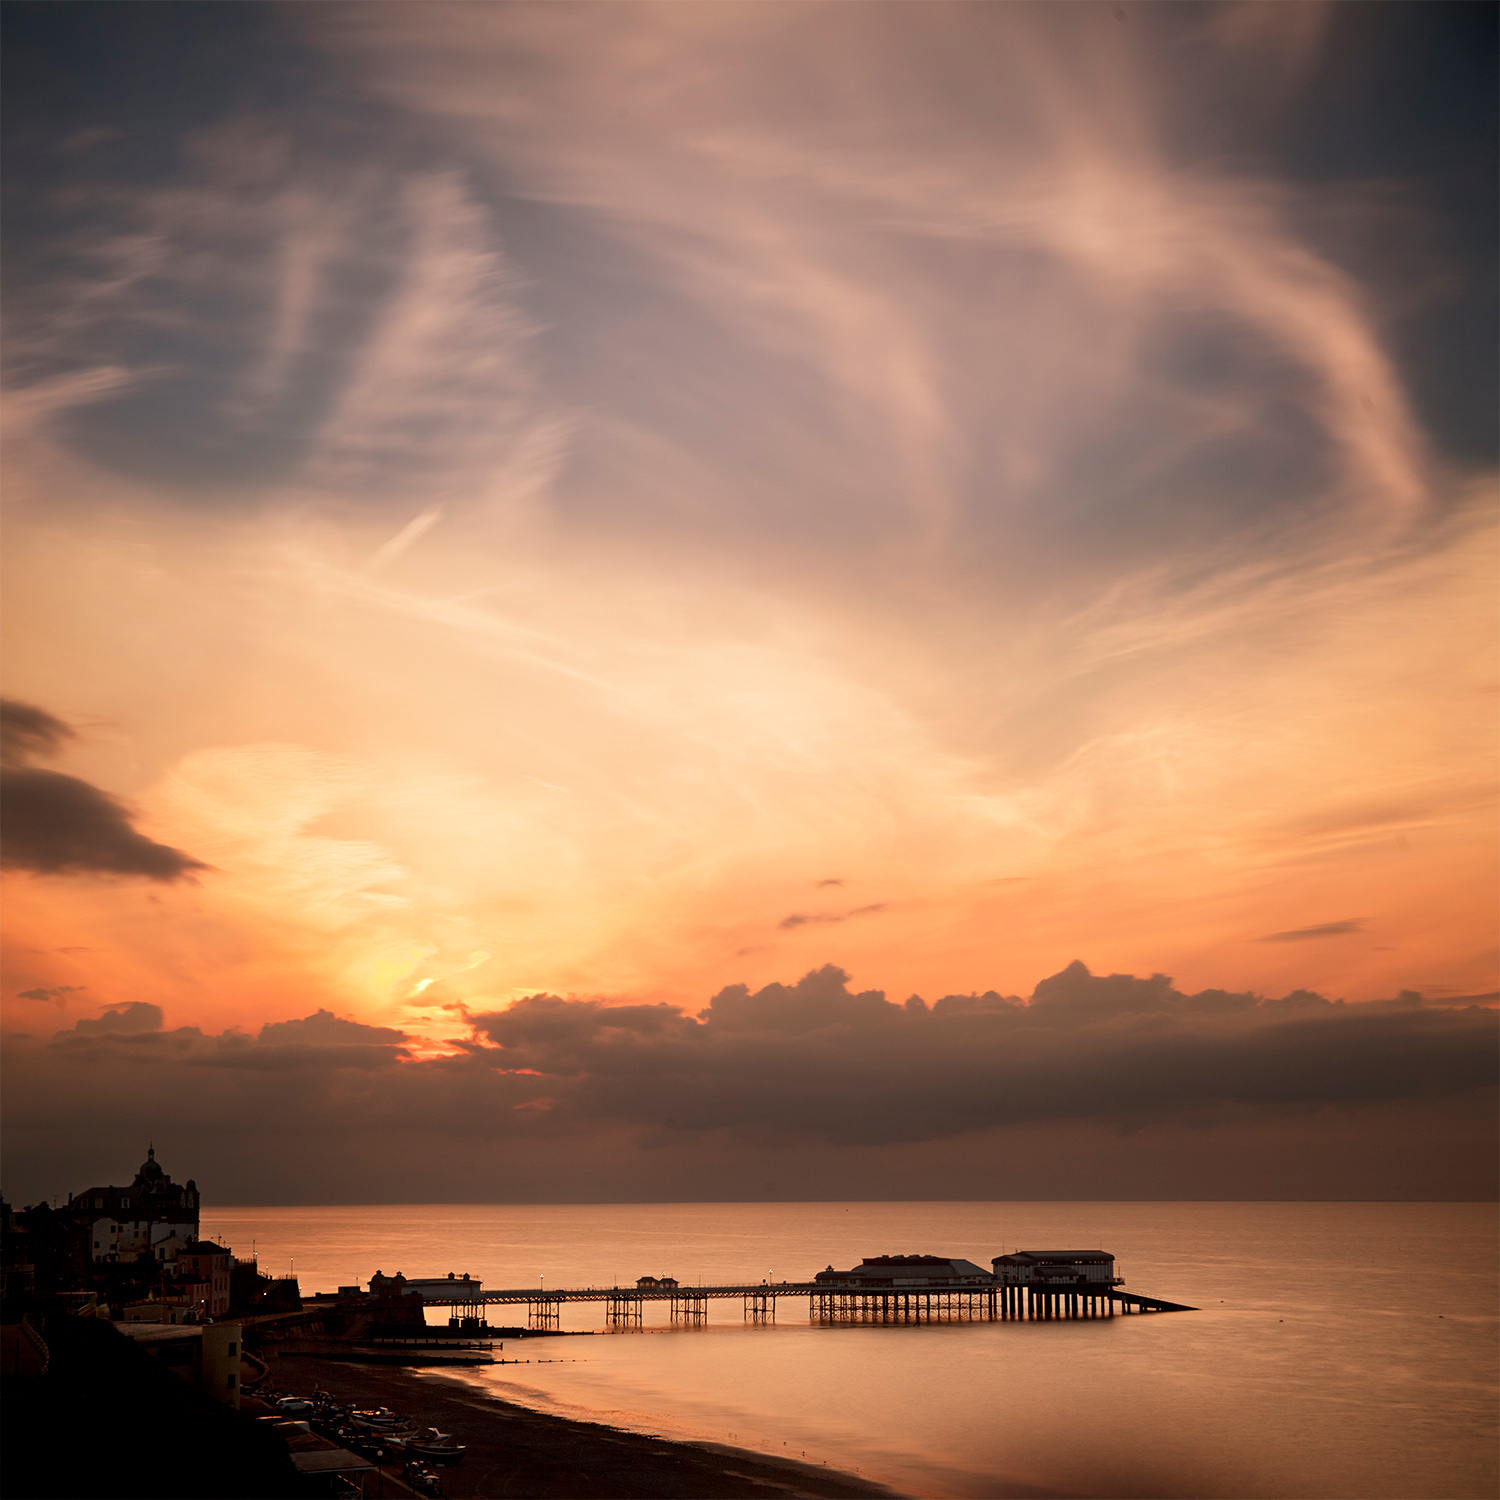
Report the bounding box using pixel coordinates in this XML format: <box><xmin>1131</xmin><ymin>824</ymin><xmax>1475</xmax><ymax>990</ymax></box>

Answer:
<box><xmin>606</xmin><ymin>1293</ymin><xmax>643</xmax><ymax>1329</ymax></box>
<box><xmin>744</xmin><ymin>1291</ymin><xmax>776</xmax><ymax>1324</ymax></box>
<box><xmin>527</xmin><ymin>1295</ymin><xmax>562</xmax><ymax>1331</ymax></box>
<box><xmin>670</xmin><ymin>1292</ymin><xmax>708</xmax><ymax>1327</ymax></box>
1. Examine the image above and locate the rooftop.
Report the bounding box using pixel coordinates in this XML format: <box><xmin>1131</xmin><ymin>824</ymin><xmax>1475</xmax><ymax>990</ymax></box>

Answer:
<box><xmin>993</xmin><ymin>1251</ymin><xmax>1114</xmax><ymax>1262</ymax></box>
<box><xmin>819</xmin><ymin>1255</ymin><xmax>993</xmax><ymax>1282</ymax></box>
<box><xmin>288</xmin><ymin>1450</ymin><xmax>377</xmax><ymax>1476</ymax></box>
<box><xmin>115</xmin><ymin>1323</ymin><xmax>204</xmax><ymax>1344</ymax></box>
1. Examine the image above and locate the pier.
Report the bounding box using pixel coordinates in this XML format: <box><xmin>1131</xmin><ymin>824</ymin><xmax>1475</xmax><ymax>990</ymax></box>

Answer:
<box><xmin>412</xmin><ymin>1280</ymin><xmax>1194</xmax><ymax>1329</ymax></box>
<box><xmin>360</xmin><ymin>1250</ymin><xmax>1195</xmax><ymax>1330</ymax></box>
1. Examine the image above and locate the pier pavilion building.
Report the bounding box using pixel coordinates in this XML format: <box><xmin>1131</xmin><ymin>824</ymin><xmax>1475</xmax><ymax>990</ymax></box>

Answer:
<box><xmin>371</xmin><ymin>1270</ymin><xmax>483</xmax><ymax>1301</ymax></box>
<box><xmin>810</xmin><ymin>1255</ymin><xmax>996</xmax><ymax>1324</ymax></box>
<box><xmin>814</xmin><ymin>1255</ymin><xmax>994</xmax><ymax>1287</ymax></box>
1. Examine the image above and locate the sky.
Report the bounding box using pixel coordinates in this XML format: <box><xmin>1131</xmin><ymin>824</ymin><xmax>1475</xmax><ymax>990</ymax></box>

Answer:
<box><xmin>2</xmin><ymin>1</ymin><xmax>1495</xmax><ymax>1204</ymax></box>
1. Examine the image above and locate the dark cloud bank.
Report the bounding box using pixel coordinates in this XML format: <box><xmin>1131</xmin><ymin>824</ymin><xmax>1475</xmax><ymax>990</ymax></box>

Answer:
<box><xmin>4</xmin><ymin>964</ymin><xmax>1494</xmax><ymax>1205</ymax></box>
<box><xmin>0</xmin><ymin>699</ymin><xmax>206</xmax><ymax>880</ymax></box>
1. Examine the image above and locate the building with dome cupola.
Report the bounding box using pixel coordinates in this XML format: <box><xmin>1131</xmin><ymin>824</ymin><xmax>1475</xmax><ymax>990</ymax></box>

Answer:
<box><xmin>67</xmin><ymin>1146</ymin><xmax>201</xmax><ymax>1266</ymax></box>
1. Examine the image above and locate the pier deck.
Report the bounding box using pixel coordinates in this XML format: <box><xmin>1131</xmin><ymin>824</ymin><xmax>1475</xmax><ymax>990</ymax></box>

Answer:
<box><xmin>411</xmin><ymin>1281</ymin><xmax>1194</xmax><ymax>1326</ymax></box>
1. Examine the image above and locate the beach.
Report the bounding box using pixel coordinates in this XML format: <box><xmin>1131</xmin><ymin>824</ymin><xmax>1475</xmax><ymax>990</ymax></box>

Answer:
<box><xmin>271</xmin><ymin>1354</ymin><xmax>898</xmax><ymax>1500</ymax></box>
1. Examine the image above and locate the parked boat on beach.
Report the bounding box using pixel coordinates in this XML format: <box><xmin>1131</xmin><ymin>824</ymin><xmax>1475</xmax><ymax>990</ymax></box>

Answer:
<box><xmin>350</xmin><ymin>1406</ymin><xmax>418</xmax><ymax>1436</ymax></box>
<box><xmin>406</xmin><ymin>1429</ymin><xmax>467</xmax><ymax>1464</ymax></box>
<box><xmin>403</xmin><ymin>1460</ymin><xmax>446</xmax><ymax>1496</ymax></box>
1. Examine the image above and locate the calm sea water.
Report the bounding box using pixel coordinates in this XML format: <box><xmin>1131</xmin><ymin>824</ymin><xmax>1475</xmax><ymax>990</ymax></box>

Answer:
<box><xmin>201</xmin><ymin>1202</ymin><xmax>1498</xmax><ymax>1499</ymax></box>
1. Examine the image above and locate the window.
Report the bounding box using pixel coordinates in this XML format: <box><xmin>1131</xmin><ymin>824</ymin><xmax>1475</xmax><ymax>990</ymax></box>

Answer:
<box><xmin>227</xmin><ymin>1374</ymin><xmax>236</xmax><ymax>1387</ymax></box>
<box><xmin>226</xmin><ymin>1342</ymin><xmax>237</xmax><ymax>1356</ymax></box>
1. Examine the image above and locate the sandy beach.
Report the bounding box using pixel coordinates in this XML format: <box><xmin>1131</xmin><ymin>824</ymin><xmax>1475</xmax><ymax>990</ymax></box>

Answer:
<box><xmin>270</xmin><ymin>1353</ymin><xmax>900</xmax><ymax>1499</ymax></box>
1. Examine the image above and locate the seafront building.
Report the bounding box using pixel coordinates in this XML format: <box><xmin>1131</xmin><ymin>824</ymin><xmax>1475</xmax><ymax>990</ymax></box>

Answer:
<box><xmin>369</xmin><ymin>1269</ymin><xmax>483</xmax><ymax>1301</ymax></box>
<box><xmin>991</xmin><ymin>1250</ymin><xmax>1121</xmax><ymax>1286</ymax></box>
<box><xmin>0</xmin><ymin>1148</ymin><xmax>300</xmax><ymax>1412</ymax></box>
<box><xmin>72</xmin><ymin>1145</ymin><xmax>201</xmax><ymax>1266</ymax></box>
<box><xmin>3</xmin><ymin>1146</ymin><xmax>205</xmax><ymax>1305</ymax></box>
<box><xmin>177</xmin><ymin>1239</ymin><xmax>235</xmax><ymax>1316</ymax></box>
<box><xmin>119</xmin><ymin>1238</ymin><xmax>234</xmax><ymax>1323</ymax></box>
<box><xmin>2</xmin><ymin>1152</ymin><xmax>259</xmax><ymax>1422</ymax></box>
<box><xmin>116</xmin><ymin>1318</ymin><xmax>245</xmax><ymax>1409</ymax></box>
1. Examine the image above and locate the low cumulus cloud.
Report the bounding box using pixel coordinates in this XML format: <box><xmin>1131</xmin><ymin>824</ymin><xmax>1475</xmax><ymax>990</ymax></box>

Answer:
<box><xmin>7</xmin><ymin>964</ymin><xmax>1492</xmax><ymax>1191</ymax></box>
<box><xmin>464</xmin><ymin>963</ymin><xmax>1495</xmax><ymax>1146</ymax></box>
<box><xmin>67</xmin><ymin>1002</ymin><xmax>164</xmax><ymax>1036</ymax></box>
<box><xmin>46</xmin><ymin>1003</ymin><xmax>409</xmax><ymax>1072</ymax></box>
<box><xmin>0</xmin><ymin>699</ymin><xmax>208</xmax><ymax>881</ymax></box>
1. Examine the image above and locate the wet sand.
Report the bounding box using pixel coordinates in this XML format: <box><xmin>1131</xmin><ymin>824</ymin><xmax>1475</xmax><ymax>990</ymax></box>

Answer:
<box><xmin>274</xmin><ymin>1353</ymin><xmax>900</xmax><ymax>1499</ymax></box>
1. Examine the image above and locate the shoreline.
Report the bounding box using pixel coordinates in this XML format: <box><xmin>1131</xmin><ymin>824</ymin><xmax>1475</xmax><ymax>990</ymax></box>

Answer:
<box><xmin>269</xmin><ymin>1351</ymin><xmax>903</xmax><ymax>1499</ymax></box>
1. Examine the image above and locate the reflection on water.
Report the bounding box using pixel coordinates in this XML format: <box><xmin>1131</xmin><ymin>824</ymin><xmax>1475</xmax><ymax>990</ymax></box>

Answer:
<box><xmin>202</xmin><ymin>1201</ymin><xmax>1498</xmax><ymax>1499</ymax></box>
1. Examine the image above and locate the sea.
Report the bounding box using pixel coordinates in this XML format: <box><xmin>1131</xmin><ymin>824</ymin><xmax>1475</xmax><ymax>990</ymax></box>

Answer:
<box><xmin>200</xmin><ymin>1201</ymin><xmax>1499</xmax><ymax>1500</ymax></box>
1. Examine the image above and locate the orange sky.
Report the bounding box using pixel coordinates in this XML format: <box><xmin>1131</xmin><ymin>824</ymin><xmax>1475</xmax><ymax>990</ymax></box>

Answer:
<box><xmin>4</xmin><ymin>437</ymin><xmax>1494</xmax><ymax>1045</ymax></box>
<box><xmin>3</xmin><ymin>1</ymin><xmax>1496</xmax><ymax>1055</ymax></box>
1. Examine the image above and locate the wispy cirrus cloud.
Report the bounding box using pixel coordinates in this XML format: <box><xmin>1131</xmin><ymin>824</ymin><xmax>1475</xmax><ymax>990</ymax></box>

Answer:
<box><xmin>1258</xmin><ymin>919</ymin><xmax>1364</xmax><ymax>944</ymax></box>
<box><xmin>308</xmin><ymin>1</ymin><xmax>1430</xmax><ymax>562</ymax></box>
<box><xmin>778</xmin><ymin>904</ymin><xmax>888</xmax><ymax>931</ymax></box>
<box><xmin>16</xmin><ymin>985</ymin><xmax>85</xmax><ymax>1003</ymax></box>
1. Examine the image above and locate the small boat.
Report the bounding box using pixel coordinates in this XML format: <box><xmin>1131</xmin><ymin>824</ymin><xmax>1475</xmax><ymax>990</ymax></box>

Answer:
<box><xmin>403</xmin><ymin>1462</ymin><xmax>444</xmax><ymax>1497</ymax></box>
<box><xmin>406</xmin><ymin>1434</ymin><xmax>466</xmax><ymax>1465</ymax></box>
<box><xmin>350</xmin><ymin>1409</ymin><xmax>417</xmax><ymax>1436</ymax></box>
<box><xmin>383</xmin><ymin>1417</ymin><xmax>443</xmax><ymax>1451</ymax></box>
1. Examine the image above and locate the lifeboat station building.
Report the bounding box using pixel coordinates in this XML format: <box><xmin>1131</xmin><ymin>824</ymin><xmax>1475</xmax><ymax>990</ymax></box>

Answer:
<box><xmin>991</xmin><ymin>1251</ymin><xmax>1121</xmax><ymax>1286</ymax></box>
